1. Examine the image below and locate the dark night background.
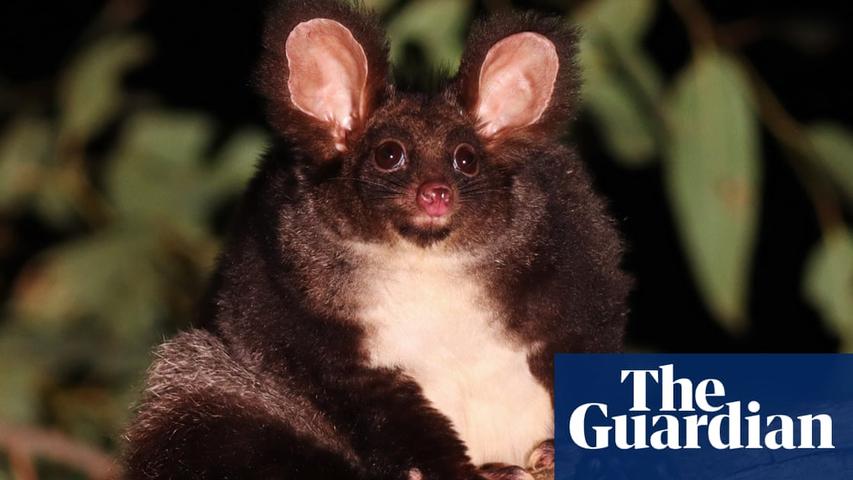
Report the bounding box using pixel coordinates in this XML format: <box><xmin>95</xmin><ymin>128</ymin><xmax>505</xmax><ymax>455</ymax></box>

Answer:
<box><xmin>0</xmin><ymin>0</ymin><xmax>851</xmax><ymax>477</ymax></box>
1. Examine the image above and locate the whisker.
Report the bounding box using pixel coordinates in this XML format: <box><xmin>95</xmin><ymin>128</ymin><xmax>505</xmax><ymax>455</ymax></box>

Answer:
<box><xmin>458</xmin><ymin>178</ymin><xmax>503</xmax><ymax>190</ymax></box>
<box><xmin>459</xmin><ymin>190</ymin><xmax>509</xmax><ymax>199</ymax></box>
<box><xmin>363</xmin><ymin>195</ymin><xmax>406</xmax><ymax>201</ymax></box>
<box><xmin>459</xmin><ymin>184</ymin><xmax>510</xmax><ymax>195</ymax></box>
<box><xmin>379</xmin><ymin>176</ymin><xmax>410</xmax><ymax>191</ymax></box>
<box><xmin>328</xmin><ymin>177</ymin><xmax>408</xmax><ymax>195</ymax></box>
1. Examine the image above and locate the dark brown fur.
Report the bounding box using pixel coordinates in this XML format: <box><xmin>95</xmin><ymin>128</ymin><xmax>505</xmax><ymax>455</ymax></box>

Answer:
<box><xmin>122</xmin><ymin>1</ymin><xmax>631</xmax><ymax>479</ymax></box>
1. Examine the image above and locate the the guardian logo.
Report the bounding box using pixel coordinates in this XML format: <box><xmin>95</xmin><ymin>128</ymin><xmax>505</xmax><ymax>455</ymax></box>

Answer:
<box><xmin>568</xmin><ymin>364</ymin><xmax>834</xmax><ymax>450</ymax></box>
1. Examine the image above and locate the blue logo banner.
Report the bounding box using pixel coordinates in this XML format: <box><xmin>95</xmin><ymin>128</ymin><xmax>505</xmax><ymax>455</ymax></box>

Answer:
<box><xmin>554</xmin><ymin>354</ymin><xmax>853</xmax><ymax>479</ymax></box>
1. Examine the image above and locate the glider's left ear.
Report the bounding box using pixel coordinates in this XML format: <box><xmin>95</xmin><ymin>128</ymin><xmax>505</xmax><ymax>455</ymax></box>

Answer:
<box><xmin>257</xmin><ymin>0</ymin><xmax>389</xmax><ymax>159</ymax></box>
<box><xmin>456</xmin><ymin>14</ymin><xmax>578</xmax><ymax>140</ymax></box>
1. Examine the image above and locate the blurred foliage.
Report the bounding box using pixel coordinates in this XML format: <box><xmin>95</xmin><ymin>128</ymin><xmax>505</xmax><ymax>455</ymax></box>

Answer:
<box><xmin>804</xmin><ymin>230</ymin><xmax>853</xmax><ymax>350</ymax></box>
<box><xmin>576</xmin><ymin>0</ymin><xmax>662</xmax><ymax>166</ymax></box>
<box><xmin>0</xmin><ymin>0</ymin><xmax>851</xmax><ymax>478</ymax></box>
<box><xmin>808</xmin><ymin>123</ymin><xmax>853</xmax><ymax>207</ymax></box>
<box><xmin>664</xmin><ymin>50</ymin><xmax>760</xmax><ymax>333</ymax></box>
<box><xmin>0</xmin><ymin>5</ymin><xmax>268</xmax><ymax>476</ymax></box>
<box><xmin>387</xmin><ymin>0</ymin><xmax>472</xmax><ymax>71</ymax></box>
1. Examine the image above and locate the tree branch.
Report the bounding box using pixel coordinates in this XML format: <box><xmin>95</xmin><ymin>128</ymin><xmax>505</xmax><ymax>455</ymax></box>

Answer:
<box><xmin>0</xmin><ymin>422</ymin><xmax>120</xmax><ymax>480</ymax></box>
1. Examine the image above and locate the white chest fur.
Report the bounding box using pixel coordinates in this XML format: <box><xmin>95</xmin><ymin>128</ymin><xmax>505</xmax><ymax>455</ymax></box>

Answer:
<box><xmin>352</xmin><ymin>242</ymin><xmax>553</xmax><ymax>466</ymax></box>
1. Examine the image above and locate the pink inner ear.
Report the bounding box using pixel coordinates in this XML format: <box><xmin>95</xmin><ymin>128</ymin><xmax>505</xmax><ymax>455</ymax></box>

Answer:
<box><xmin>285</xmin><ymin>19</ymin><xmax>368</xmax><ymax>150</ymax></box>
<box><xmin>475</xmin><ymin>32</ymin><xmax>559</xmax><ymax>137</ymax></box>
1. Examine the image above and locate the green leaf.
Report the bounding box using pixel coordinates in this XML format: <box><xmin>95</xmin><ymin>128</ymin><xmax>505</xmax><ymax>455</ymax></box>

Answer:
<box><xmin>576</xmin><ymin>0</ymin><xmax>662</xmax><ymax>167</ymax></box>
<box><xmin>362</xmin><ymin>0</ymin><xmax>397</xmax><ymax>15</ymax></box>
<box><xmin>0</xmin><ymin>117</ymin><xmax>54</xmax><ymax>211</ymax></box>
<box><xmin>107</xmin><ymin>110</ymin><xmax>215</xmax><ymax>239</ymax></box>
<box><xmin>664</xmin><ymin>51</ymin><xmax>761</xmax><ymax>334</ymax></box>
<box><xmin>804</xmin><ymin>230</ymin><xmax>853</xmax><ymax>351</ymax></box>
<box><xmin>580</xmin><ymin>40</ymin><xmax>661</xmax><ymax>165</ymax></box>
<box><xmin>0</xmin><ymin>331</ymin><xmax>49</xmax><ymax>422</ymax></box>
<box><xmin>59</xmin><ymin>34</ymin><xmax>151</xmax><ymax>143</ymax></box>
<box><xmin>32</xmin><ymin>170</ymin><xmax>80</xmax><ymax>229</ymax></box>
<box><xmin>583</xmin><ymin>73</ymin><xmax>656</xmax><ymax>163</ymax></box>
<box><xmin>12</xmin><ymin>226</ymin><xmax>169</xmax><ymax>343</ymax></box>
<box><xmin>0</xmin><ymin>320</ymin><xmax>151</xmax><ymax>440</ymax></box>
<box><xmin>50</xmin><ymin>386</ymin><xmax>130</xmax><ymax>443</ymax></box>
<box><xmin>386</xmin><ymin>0</ymin><xmax>471</xmax><ymax>72</ymax></box>
<box><xmin>209</xmin><ymin>127</ymin><xmax>268</xmax><ymax>199</ymax></box>
<box><xmin>0</xmin><ymin>118</ymin><xmax>79</xmax><ymax>226</ymax></box>
<box><xmin>107</xmin><ymin>110</ymin><xmax>266</xmax><ymax>242</ymax></box>
<box><xmin>807</xmin><ymin>123</ymin><xmax>853</xmax><ymax>206</ymax></box>
<box><xmin>576</xmin><ymin>0</ymin><xmax>657</xmax><ymax>47</ymax></box>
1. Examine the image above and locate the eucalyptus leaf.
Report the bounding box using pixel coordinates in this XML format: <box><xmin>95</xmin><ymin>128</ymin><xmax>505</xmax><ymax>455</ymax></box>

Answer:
<box><xmin>580</xmin><ymin>38</ymin><xmax>661</xmax><ymax>165</ymax></box>
<box><xmin>50</xmin><ymin>387</ymin><xmax>129</xmax><ymax>443</ymax></box>
<box><xmin>362</xmin><ymin>0</ymin><xmax>397</xmax><ymax>15</ymax></box>
<box><xmin>386</xmin><ymin>0</ymin><xmax>471</xmax><ymax>72</ymax></box>
<box><xmin>107</xmin><ymin>110</ymin><xmax>215</xmax><ymax>240</ymax></box>
<box><xmin>0</xmin><ymin>117</ymin><xmax>53</xmax><ymax>211</ymax></box>
<box><xmin>576</xmin><ymin>0</ymin><xmax>662</xmax><ymax>167</ymax></box>
<box><xmin>210</xmin><ymin>127</ymin><xmax>269</xmax><ymax>200</ymax></box>
<box><xmin>107</xmin><ymin>110</ymin><xmax>265</xmax><ymax>242</ymax></box>
<box><xmin>804</xmin><ymin>230</ymin><xmax>853</xmax><ymax>351</ymax></box>
<box><xmin>0</xmin><ymin>320</ymin><xmax>152</xmax><ymax>440</ymax></box>
<box><xmin>807</xmin><ymin>123</ymin><xmax>853</xmax><ymax>206</ymax></box>
<box><xmin>618</xmin><ymin>46</ymin><xmax>663</xmax><ymax>108</ymax></box>
<box><xmin>33</xmin><ymin>168</ymin><xmax>81</xmax><ymax>229</ymax></box>
<box><xmin>0</xmin><ymin>332</ymin><xmax>48</xmax><ymax>423</ymax></box>
<box><xmin>12</xmin><ymin>226</ymin><xmax>169</xmax><ymax>343</ymax></box>
<box><xmin>59</xmin><ymin>34</ymin><xmax>151</xmax><ymax>143</ymax></box>
<box><xmin>664</xmin><ymin>51</ymin><xmax>761</xmax><ymax>334</ymax></box>
<box><xmin>576</xmin><ymin>0</ymin><xmax>657</xmax><ymax>47</ymax></box>
<box><xmin>584</xmin><ymin>76</ymin><xmax>656</xmax><ymax>163</ymax></box>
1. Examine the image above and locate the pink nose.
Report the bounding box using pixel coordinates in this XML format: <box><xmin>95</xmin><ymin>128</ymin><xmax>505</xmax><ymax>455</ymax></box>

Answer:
<box><xmin>417</xmin><ymin>182</ymin><xmax>453</xmax><ymax>217</ymax></box>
